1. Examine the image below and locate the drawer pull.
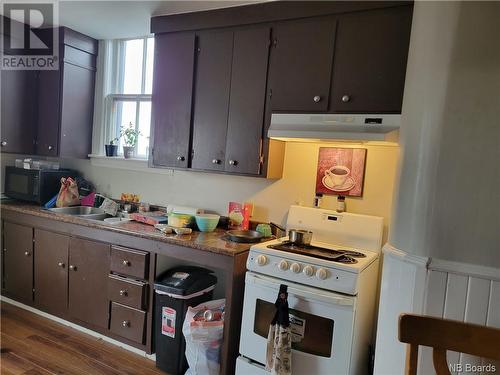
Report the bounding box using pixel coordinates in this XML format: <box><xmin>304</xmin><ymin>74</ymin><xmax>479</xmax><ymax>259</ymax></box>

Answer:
<box><xmin>122</xmin><ymin>260</ymin><xmax>130</xmax><ymax>266</ymax></box>
<box><xmin>24</xmin><ymin>251</ymin><xmax>31</xmax><ymax>256</ymax></box>
<box><xmin>69</xmin><ymin>265</ymin><xmax>77</xmax><ymax>271</ymax></box>
<box><xmin>57</xmin><ymin>262</ymin><xmax>65</xmax><ymax>268</ymax></box>
<box><xmin>122</xmin><ymin>320</ymin><xmax>130</xmax><ymax>328</ymax></box>
<box><xmin>119</xmin><ymin>289</ymin><xmax>128</xmax><ymax>297</ymax></box>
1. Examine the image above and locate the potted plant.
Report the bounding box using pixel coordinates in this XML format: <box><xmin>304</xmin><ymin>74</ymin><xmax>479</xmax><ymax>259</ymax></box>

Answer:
<box><xmin>121</xmin><ymin>122</ymin><xmax>141</xmax><ymax>159</ymax></box>
<box><xmin>105</xmin><ymin>137</ymin><xmax>120</xmax><ymax>157</ymax></box>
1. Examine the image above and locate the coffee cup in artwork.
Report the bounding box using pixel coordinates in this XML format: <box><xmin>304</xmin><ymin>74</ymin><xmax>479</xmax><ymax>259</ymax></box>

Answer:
<box><xmin>325</xmin><ymin>165</ymin><xmax>350</xmax><ymax>187</ymax></box>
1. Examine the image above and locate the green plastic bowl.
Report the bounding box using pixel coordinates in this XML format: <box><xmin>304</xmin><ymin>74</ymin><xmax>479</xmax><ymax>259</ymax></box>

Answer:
<box><xmin>195</xmin><ymin>214</ymin><xmax>220</xmax><ymax>232</ymax></box>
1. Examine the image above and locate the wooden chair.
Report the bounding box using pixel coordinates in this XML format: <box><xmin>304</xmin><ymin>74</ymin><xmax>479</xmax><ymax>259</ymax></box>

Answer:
<box><xmin>398</xmin><ymin>313</ymin><xmax>500</xmax><ymax>375</ymax></box>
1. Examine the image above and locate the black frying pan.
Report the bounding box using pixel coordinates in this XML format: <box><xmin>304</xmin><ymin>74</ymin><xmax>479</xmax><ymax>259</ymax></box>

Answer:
<box><xmin>225</xmin><ymin>229</ymin><xmax>263</xmax><ymax>243</ymax></box>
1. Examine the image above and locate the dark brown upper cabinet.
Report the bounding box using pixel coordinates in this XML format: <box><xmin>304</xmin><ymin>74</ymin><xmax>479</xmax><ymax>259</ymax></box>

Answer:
<box><xmin>191</xmin><ymin>29</ymin><xmax>234</xmax><ymax>172</ymax></box>
<box><xmin>68</xmin><ymin>237</ymin><xmax>110</xmax><ymax>329</ymax></box>
<box><xmin>2</xmin><ymin>222</ymin><xmax>33</xmax><ymax>303</ymax></box>
<box><xmin>151</xmin><ymin>32</ymin><xmax>196</xmax><ymax>168</ymax></box>
<box><xmin>149</xmin><ymin>2</ymin><xmax>412</xmax><ymax>177</ymax></box>
<box><xmin>34</xmin><ymin>229</ymin><xmax>69</xmax><ymax>316</ymax></box>
<box><xmin>156</xmin><ymin>26</ymin><xmax>277</xmax><ymax>176</ymax></box>
<box><xmin>0</xmin><ymin>24</ymin><xmax>97</xmax><ymax>158</ymax></box>
<box><xmin>36</xmin><ymin>28</ymin><xmax>98</xmax><ymax>157</ymax></box>
<box><xmin>225</xmin><ymin>27</ymin><xmax>271</xmax><ymax>175</ymax></box>
<box><xmin>0</xmin><ymin>69</ymin><xmax>38</xmax><ymax>154</ymax></box>
<box><xmin>268</xmin><ymin>16</ymin><xmax>336</xmax><ymax>112</ymax></box>
<box><xmin>329</xmin><ymin>6</ymin><xmax>413</xmax><ymax>113</ymax></box>
<box><xmin>191</xmin><ymin>26</ymin><xmax>274</xmax><ymax>175</ymax></box>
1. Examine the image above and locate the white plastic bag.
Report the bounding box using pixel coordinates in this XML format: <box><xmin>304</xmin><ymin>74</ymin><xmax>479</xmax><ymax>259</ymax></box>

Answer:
<box><xmin>182</xmin><ymin>299</ymin><xmax>225</xmax><ymax>375</ymax></box>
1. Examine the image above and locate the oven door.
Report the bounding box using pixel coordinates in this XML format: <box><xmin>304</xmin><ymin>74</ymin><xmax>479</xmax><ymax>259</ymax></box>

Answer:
<box><xmin>239</xmin><ymin>272</ymin><xmax>355</xmax><ymax>375</ymax></box>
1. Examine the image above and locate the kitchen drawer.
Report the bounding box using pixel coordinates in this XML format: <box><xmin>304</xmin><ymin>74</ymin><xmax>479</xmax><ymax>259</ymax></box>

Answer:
<box><xmin>110</xmin><ymin>302</ymin><xmax>146</xmax><ymax>344</ymax></box>
<box><xmin>108</xmin><ymin>274</ymin><xmax>147</xmax><ymax>310</ymax></box>
<box><xmin>110</xmin><ymin>246</ymin><xmax>149</xmax><ymax>279</ymax></box>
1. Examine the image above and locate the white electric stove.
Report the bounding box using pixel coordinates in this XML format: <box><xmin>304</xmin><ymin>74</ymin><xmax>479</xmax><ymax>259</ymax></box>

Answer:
<box><xmin>236</xmin><ymin>205</ymin><xmax>384</xmax><ymax>375</ymax></box>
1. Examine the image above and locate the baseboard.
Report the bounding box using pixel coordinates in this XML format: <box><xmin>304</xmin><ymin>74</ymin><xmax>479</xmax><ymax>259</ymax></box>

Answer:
<box><xmin>0</xmin><ymin>296</ymin><xmax>156</xmax><ymax>361</ymax></box>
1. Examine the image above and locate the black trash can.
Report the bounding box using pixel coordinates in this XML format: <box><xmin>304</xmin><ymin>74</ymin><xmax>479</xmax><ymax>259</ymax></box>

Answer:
<box><xmin>154</xmin><ymin>266</ymin><xmax>217</xmax><ymax>375</ymax></box>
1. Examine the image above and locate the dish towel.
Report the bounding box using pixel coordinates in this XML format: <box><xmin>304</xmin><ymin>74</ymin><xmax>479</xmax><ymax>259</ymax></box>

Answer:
<box><xmin>266</xmin><ymin>284</ymin><xmax>292</xmax><ymax>375</ymax></box>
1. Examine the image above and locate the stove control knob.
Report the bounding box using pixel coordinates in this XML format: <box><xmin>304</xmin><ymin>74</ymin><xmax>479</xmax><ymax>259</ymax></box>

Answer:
<box><xmin>255</xmin><ymin>255</ymin><xmax>268</xmax><ymax>266</ymax></box>
<box><xmin>303</xmin><ymin>265</ymin><xmax>315</xmax><ymax>277</ymax></box>
<box><xmin>278</xmin><ymin>260</ymin><xmax>289</xmax><ymax>271</ymax></box>
<box><xmin>290</xmin><ymin>263</ymin><xmax>301</xmax><ymax>273</ymax></box>
<box><xmin>316</xmin><ymin>268</ymin><xmax>328</xmax><ymax>280</ymax></box>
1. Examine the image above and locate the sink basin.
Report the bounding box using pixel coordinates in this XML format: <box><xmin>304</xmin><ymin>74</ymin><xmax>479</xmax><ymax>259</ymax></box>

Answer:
<box><xmin>48</xmin><ymin>206</ymin><xmax>108</xmax><ymax>221</ymax></box>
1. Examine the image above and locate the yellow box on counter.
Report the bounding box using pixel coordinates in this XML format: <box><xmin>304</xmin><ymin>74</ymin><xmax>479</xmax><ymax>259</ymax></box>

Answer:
<box><xmin>168</xmin><ymin>212</ymin><xmax>194</xmax><ymax>228</ymax></box>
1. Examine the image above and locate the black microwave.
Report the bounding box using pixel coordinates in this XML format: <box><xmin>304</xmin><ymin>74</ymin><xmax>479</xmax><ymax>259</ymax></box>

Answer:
<box><xmin>4</xmin><ymin>166</ymin><xmax>79</xmax><ymax>205</ymax></box>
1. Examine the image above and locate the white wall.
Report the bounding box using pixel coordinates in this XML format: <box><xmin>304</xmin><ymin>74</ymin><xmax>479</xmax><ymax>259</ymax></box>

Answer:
<box><xmin>375</xmin><ymin>2</ymin><xmax>500</xmax><ymax>373</ymax></box>
<box><xmin>390</xmin><ymin>1</ymin><xmax>500</xmax><ymax>268</ymax></box>
<box><xmin>56</xmin><ymin>142</ymin><xmax>399</xmax><ymax>238</ymax></box>
<box><xmin>1</xmin><ymin>142</ymin><xmax>399</xmax><ymax>237</ymax></box>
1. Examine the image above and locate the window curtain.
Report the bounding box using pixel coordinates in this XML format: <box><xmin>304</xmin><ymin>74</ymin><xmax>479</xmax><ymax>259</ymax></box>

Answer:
<box><xmin>91</xmin><ymin>39</ymin><xmax>122</xmax><ymax>155</ymax></box>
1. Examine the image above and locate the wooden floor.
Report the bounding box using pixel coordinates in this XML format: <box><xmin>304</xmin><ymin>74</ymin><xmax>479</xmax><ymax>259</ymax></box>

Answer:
<box><xmin>0</xmin><ymin>302</ymin><xmax>167</xmax><ymax>375</ymax></box>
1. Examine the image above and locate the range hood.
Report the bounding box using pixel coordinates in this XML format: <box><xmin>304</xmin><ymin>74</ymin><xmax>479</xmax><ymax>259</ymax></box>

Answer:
<box><xmin>268</xmin><ymin>114</ymin><xmax>400</xmax><ymax>142</ymax></box>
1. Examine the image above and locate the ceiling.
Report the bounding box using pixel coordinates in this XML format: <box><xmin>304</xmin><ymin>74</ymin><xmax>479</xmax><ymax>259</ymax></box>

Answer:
<box><xmin>55</xmin><ymin>1</ymin><xmax>265</xmax><ymax>40</ymax></box>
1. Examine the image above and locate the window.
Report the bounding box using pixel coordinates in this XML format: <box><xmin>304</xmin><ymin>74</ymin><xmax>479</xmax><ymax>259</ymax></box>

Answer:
<box><xmin>108</xmin><ymin>37</ymin><xmax>154</xmax><ymax>158</ymax></box>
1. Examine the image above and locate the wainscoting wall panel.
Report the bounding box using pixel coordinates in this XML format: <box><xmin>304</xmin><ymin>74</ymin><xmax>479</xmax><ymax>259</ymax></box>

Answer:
<box><xmin>421</xmin><ymin>269</ymin><xmax>500</xmax><ymax>374</ymax></box>
<box><xmin>374</xmin><ymin>245</ymin><xmax>500</xmax><ymax>375</ymax></box>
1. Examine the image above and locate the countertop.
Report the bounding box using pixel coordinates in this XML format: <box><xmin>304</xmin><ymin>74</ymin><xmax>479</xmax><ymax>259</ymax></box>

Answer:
<box><xmin>1</xmin><ymin>200</ymin><xmax>252</xmax><ymax>257</ymax></box>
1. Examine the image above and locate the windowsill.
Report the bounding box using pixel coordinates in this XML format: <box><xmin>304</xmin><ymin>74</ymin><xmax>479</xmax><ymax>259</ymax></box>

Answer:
<box><xmin>87</xmin><ymin>154</ymin><xmax>174</xmax><ymax>175</ymax></box>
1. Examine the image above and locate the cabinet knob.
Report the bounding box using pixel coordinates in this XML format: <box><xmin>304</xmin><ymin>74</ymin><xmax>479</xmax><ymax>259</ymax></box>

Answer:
<box><xmin>48</xmin><ymin>145</ymin><xmax>53</xmax><ymax>150</ymax></box>
<box><xmin>122</xmin><ymin>260</ymin><xmax>130</xmax><ymax>266</ymax></box>
<box><xmin>212</xmin><ymin>159</ymin><xmax>221</xmax><ymax>165</ymax></box>
<box><xmin>119</xmin><ymin>289</ymin><xmax>128</xmax><ymax>296</ymax></box>
<box><xmin>24</xmin><ymin>251</ymin><xmax>31</xmax><ymax>256</ymax></box>
<box><xmin>1</xmin><ymin>141</ymin><xmax>7</xmax><ymax>147</ymax></box>
<box><xmin>122</xmin><ymin>320</ymin><xmax>130</xmax><ymax>327</ymax></box>
<box><xmin>313</xmin><ymin>95</ymin><xmax>321</xmax><ymax>103</ymax></box>
<box><xmin>69</xmin><ymin>265</ymin><xmax>77</xmax><ymax>271</ymax></box>
<box><xmin>57</xmin><ymin>262</ymin><xmax>65</xmax><ymax>268</ymax></box>
<box><xmin>341</xmin><ymin>95</ymin><xmax>351</xmax><ymax>103</ymax></box>
<box><xmin>177</xmin><ymin>155</ymin><xmax>185</xmax><ymax>162</ymax></box>
<box><xmin>228</xmin><ymin>159</ymin><xmax>238</xmax><ymax>166</ymax></box>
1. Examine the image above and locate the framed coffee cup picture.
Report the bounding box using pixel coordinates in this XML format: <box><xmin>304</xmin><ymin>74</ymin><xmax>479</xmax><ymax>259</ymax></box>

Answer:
<box><xmin>315</xmin><ymin>147</ymin><xmax>367</xmax><ymax>197</ymax></box>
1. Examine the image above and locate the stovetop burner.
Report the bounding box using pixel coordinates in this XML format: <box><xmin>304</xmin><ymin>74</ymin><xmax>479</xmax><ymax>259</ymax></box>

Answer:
<box><xmin>267</xmin><ymin>241</ymin><xmax>366</xmax><ymax>264</ymax></box>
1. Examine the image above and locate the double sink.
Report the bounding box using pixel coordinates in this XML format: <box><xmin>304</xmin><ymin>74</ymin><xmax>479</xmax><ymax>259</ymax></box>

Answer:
<box><xmin>48</xmin><ymin>206</ymin><xmax>108</xmax><ymax>221</ymax></box>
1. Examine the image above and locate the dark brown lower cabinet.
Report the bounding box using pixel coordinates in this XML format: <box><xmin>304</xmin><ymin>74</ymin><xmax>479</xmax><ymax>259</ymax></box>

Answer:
<box><xmin>34</xmin><ymin>229</ymin><xmax>69</xmax><ymax>315</ymax></box>
<box><xmin>110</xmin><ymin>302</ymin><xmax>146</xmax><ymax>344</ymax></box>
<box><xmin>3</xmin><ymin>222</ymin><xmax>33</xmax><ymax>302</ymax></box>
<box><xmin>68</xmin><ymin>237</ymin><xmax>110</xmax><ymax>329</ymax></box>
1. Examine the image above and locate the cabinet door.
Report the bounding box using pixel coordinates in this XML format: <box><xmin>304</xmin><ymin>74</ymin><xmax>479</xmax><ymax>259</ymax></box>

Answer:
<box><xmin>68</xmin><ymin>237</ymin><xmax>110</xmax><ymax>329</ymax></box>
<box><xmin>191</xmin><ymin>30</ymin><xmax>233</xmax><ymax>171</ymax></box>
<box><xmin>36</xmin><ymin>69</ymin><xmax>61</xmax><ymax>156</ymax></box>
<box><xmin>0</xmin><ymin>69</ymin><xmax>37</xmax><ymax>154</ymax></box>
<box><xmin>269</xmin><ymin>17</ymin><xmax>336</xmax><ymax>112</ymax></box>
<box><xmin>330</xmin><ymin>6</ymin><xmax>413</xmax><ymax>113</ymax></box>
<box><xmin>151</xmin><ymin>32</ymin><xmax>195</xmax><ymax>168</ymax></box>
<box><xmin>3</xmin><ymin>222</ymin><xmax>33</xmax><ymax>302</ymax></box>
<box><xmin>34</xmin><ymin>229</ymin><xmax>69</xmax><ymax>315</ymax></box>
<box><xmin>225</xmin><ymin>27</ymin><xmax>270</xmax><ymax>175</ymax></box>
<box><xmin>59</xmin><ymin>62</ymin><xmax>96</xmax><ymax>158</ymax></box>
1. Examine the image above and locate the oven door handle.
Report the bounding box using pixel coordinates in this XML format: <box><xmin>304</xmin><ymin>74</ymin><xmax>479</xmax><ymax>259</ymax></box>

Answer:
<box><xmin>246</xmin><ymin>272</ymin><xmax>355</xmax><ymax>306</ymax></box>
